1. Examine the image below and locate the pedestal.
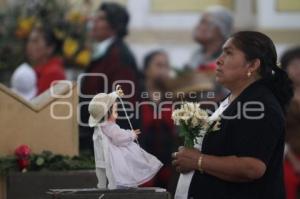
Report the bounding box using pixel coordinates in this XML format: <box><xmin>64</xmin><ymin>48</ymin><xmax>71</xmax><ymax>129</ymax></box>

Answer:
<box><xmin>5</xmin><ymin>170</ymin><xmax>97</xmax><ymax>199</ymax></box>
<box><xmin>47</xmin><ymin>188</ymin><xmax>171</xmax><ymax>199</ymax></box>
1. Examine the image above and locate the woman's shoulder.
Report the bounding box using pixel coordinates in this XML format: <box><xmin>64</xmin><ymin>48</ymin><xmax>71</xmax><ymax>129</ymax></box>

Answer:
<box><xmin>241</xmin><ymin>81</ymin><xmax>281</xmax><ymax>109</ymax></box>
<box><xmin>245</xmin><ymin>84</ymin><xmax>285</xmax><ymax>129</ymax></box>
<box><xmin>110</xmin><ymin>40</ymin><xmax>136</xmax><ymax>62</ymax></box>
<box><xmin>257</xmin><ymin>85</ymin><xmax>283</xmax><ymax>116</ymax></box>
<box><xmin>226</xmin><ymin>81</ymin><xmax>284</xmax><ymax>125</ymax></box>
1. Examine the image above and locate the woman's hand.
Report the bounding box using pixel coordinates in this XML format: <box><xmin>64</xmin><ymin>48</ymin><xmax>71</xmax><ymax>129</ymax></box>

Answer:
<box><xmin>173</xmin><ymin>147</ymin><xmax>267</xmax><ymax>182</ymax></box>
<box><xmin>172</xmin><ymin>147</ymin><xmax>201</xmax><ymax>173</ymax></box>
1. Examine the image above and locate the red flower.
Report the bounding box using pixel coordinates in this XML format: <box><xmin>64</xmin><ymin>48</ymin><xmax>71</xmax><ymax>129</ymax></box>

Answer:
<box><xmin>15</xmin><ymin>145</ymin><xmax>31</xmax><ymax>171</ymax></box>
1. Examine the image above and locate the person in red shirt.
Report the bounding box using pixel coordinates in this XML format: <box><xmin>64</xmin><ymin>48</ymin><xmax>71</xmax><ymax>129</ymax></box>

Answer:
<box><xmin>139</xmin><ymin>50</ymin><xmax>178</xmax><ymax>191</ymax></box>
<box><xmin>26</xmin><ymin>26</ymin><xmax>65</xmax><ymax>95</ymax></box>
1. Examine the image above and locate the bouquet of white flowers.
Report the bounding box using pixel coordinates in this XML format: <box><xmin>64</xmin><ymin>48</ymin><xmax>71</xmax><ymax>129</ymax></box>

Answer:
<box><xmin>172</xmin><ymin>102</ymin><xmax>220</xmax><ymax>148</ymax></box>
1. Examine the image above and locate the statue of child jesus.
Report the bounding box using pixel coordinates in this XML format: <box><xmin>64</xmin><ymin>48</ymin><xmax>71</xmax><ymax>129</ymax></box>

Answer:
<box><xmin>88</xmin><ymin>85</ymin><xmax>163</xmax><ymax>189</ymax></box>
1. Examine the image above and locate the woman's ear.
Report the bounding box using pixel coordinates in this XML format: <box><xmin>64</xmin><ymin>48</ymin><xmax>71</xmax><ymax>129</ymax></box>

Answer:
<box><xmin>247</xmin><ymin>58</ymin><xmax>261</xmax><ymax>74</ymax></box>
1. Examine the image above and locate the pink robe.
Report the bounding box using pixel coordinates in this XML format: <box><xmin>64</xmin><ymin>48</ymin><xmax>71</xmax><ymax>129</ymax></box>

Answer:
<box><xmin>95</xmin><ymin>121</ymin><xmax>163</xmax><ymax>188</ymax></box>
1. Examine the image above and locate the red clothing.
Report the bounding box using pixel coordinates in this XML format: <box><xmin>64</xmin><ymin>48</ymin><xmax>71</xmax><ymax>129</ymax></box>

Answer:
<box><xmin>285</xmin><ymin>158</ymin><xmax>300</xmax><ymax>199</ymax></box>
<box><xmin>34</xmin><ymin>57</ymin><xmax>66</xmax><ymax>95</ymax></box>
<box><xmin>81</xmin><ymin>40</ymin><xmax>140</xmax><ymax>102</ymax></box>
<box><xmin>197</xmin><ymin>61</ymin><xmax>217</xmax><ymax>72</ymax></box>
<box><xmin>139</xmin><ymin>102</ymin><xmax>177</xmax><ymax>189</ymax></box>
<box><xmin>284</xmin><ymin>99</ymin><xmax>300</xmax><ymax>199</ymax></box>
<box><xmin>141</xmin><ymin>102</ymin><xmax>175</xmax><ymax>137</ymax></box>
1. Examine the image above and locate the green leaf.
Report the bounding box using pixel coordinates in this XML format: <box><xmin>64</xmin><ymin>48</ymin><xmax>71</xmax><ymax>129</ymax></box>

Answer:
<box><xmin>36</xmin><ymin>157</ymin><xmax>45</xmax><ymax>166</ymax></box>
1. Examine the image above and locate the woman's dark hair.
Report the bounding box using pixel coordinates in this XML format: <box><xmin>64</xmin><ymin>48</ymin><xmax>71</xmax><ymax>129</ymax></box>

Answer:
<box><xmin>33</xmin><ymin>26</ymin><xmax>62</xmax><ymax>55</ymax></box>
<box><xmin>280</xmin><ymin>47</ymin><xmax>300</xmax><ymax>71</ymax></box>
<box><xmin>143</xmin><ymin>50</ymin><xmax>166</xmax><ymax>72</ymax></box>
<box><xmin>231</xmin><ymin>31</ymin><xmax>293</xmax><ymax>111</ymax></box>
<box><xmin>99</xmin><ymin>2</ymin><xmax>129</xmax><ymax>39</ymax></box>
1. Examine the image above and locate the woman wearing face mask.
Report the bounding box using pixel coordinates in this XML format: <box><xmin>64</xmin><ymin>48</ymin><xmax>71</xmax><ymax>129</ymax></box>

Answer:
<box><xmin>26</xmin><ymin>26</ymin><xmax>65</xmax><ymax>95</ymax></box>
<box><xmin>173</xmin><ymin>31</ymin><xmax>293</xmax><ymax>199</ymax></box>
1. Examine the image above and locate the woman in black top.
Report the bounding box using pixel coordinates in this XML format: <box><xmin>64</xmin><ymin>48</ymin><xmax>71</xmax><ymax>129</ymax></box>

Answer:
<box><xmin>172</xmin><ymin>31</ymin><xmax>293</xmax><ymax>199</ymax></box>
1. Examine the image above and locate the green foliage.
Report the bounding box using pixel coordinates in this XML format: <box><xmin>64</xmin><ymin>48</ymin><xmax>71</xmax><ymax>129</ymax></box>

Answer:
<box><xmin>179</xmin><ymin>120</ymin><xmax>200</xmax><ymax>148</ymax></box>
<box><xmin>0</xmin><ymin>0</ymin><xmax>90</xmax><ymax>72</ymax></box>
<box><xmin>0</xmin><ymin>156</ymin><xmax>19</xmax><ymax>176</ymax></box>
<box><xmin>0</xmin><ymin>151</ymin><xmax>95</xmax><ymax>176</ymax></box>
<box><xmin>0</xmin><ymin>0</ymin><xmax>69</xmax><ymax>70</ymax></box>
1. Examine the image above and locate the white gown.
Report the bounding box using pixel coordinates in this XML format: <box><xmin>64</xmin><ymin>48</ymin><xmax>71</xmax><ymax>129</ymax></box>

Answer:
<box><xmin>93</xmin><ymin>121</ymin><xmax>163</xmax><ymax>189</ymax></box>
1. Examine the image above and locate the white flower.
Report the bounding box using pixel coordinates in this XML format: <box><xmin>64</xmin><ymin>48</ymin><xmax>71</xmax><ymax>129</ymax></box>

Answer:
<box><xmin>199</xmin><ymin>129</ymin><xmax>207</xmax><ymax>137</ymax></box>
<box><xmin>181</xmin><ymin>112</ymin><xmax>193</xmax><ymax>125</ymax></box>
<box><xmin>201</xmin><ymin>122</ymin><xmax>210</xmax><ymax>131</ymax></box>
<box><xmin>191</xmin><ymin>116</ymin><xmax>199</xmax><ymax>128</ymax></box>
<box><xmin>195</xmin><ymin>108</ymin><xmax>208</xmax><ymax>123</ymax></box>
<box><xmin>171</xmin><ymin>101</ymin><xmax>221</xmax><ymax>147</ymax></box>
<box><xmin>172</xmin><ymin>114</ymin><xmax>181</xmax><ymax>125</ymax></box>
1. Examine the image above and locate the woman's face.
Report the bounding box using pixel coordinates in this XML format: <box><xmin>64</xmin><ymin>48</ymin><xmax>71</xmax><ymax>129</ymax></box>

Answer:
<box><xmin>145</xmin><ymin>53</ymin><xmax>171</xmax><ymax>82</ymax></box>
<box><xmin>193</xmin><ymin>13</ymin><xmax>222</xmax><ymax>45</ymax></box>
<box><xmin>286</xmin><ymin>58</ymin><xmax>300</xmax><ymax>86</ymax></box>
<box><xmin>216</xmin><ymin>38</ymin><xmax>250</xmax><ymax>89</ymax></box>
<box><xmin>26</xmin><ymin>29</ymin><xmax>53</xmax><ymax>65</ymax></box>
<box><xmin>90</xmin><ymin>11</ymin><xmax>115</xmax><ymax>42</ymax></box>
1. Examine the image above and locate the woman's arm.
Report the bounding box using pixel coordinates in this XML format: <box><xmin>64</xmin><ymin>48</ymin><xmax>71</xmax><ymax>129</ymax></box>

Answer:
<box><xmin>172</xmin><ymin>148</ymin><xmax>266</xmax><ymax>183</ymax></box>
<box><xmin>201</xmin><ymin>154</ymin><xmax>266</xmax><ymax>182</ymax></box>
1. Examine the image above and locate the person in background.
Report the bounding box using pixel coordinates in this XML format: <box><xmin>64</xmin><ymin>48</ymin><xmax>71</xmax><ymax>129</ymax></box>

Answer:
<box><xmin>26</xmin><ymin>26</ymin><xmax>65</xmax><ymax>95</ymax></box>
<box><xmin>139</xmin><ymin>50</ymin><xmax>177</xmax><ymax>191</ymax></box>
<box><xmin>80</xmin><ymin>2</ymin><xmax>141</xmax><ymax>154</ymax></box>
<box><xmin>281</xmin><ymin>47</ymin><xmax>300</xmax><ymax>199</ymax></box>
<box><xmin>186</xmin><ymin>5</ymin><xmax>234</xmax><ymax>72</ymax></box>
<box><xmin>11</xmin><ymin>63</ymin><xmax>37</xmax><ymax>100</ymax></box>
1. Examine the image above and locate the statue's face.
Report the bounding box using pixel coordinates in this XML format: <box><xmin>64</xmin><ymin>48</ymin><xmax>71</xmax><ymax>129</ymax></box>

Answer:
<box><xmin>110</xmin><ymin>102</ymin><xmax>118</xmax><ymax>121</ymax></box>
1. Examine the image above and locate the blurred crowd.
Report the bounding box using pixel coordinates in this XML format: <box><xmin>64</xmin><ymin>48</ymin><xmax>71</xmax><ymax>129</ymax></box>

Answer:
<box><xmin>1</xmin><ymin>1</ymin><xmax>300</xmax><ymax>197</ymax></box>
